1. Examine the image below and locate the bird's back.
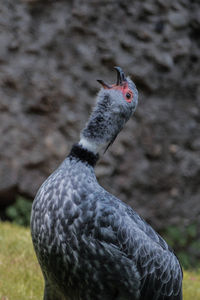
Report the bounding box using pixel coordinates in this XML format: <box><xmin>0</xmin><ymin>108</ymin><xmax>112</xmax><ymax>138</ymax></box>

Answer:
<box><xmin>31</xmin><ymin>155</ymin><xmax>182</xmax><ymax>300</ymax></box>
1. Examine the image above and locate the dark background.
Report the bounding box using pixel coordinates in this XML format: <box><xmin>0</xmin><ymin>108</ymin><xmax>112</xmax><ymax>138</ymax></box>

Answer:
<box><xmin>0</xmin><ymin>0</ymin><xmax>200</xmax><ymax>268</ymax></box>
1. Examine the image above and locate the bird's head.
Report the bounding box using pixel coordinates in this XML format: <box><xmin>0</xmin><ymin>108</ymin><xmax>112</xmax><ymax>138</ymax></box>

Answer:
<box><xmin>97</xmin><ymin>66</ymin><xmax>138</xmax><ymax>109</ymax></box>
<box><xmin>80</xmin><ymin>67</ymin><xmax>138</xmax><ymax>154</ymax></box>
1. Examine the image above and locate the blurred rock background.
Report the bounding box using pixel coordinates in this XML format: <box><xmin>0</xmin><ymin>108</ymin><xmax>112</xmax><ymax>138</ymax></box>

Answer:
<box><xmin>0</xmin><ymin>0</ymin><xmax>200</xmax><ymax>268</ymax></box>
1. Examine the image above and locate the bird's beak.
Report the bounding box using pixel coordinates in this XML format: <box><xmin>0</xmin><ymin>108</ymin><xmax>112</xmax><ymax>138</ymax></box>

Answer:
<box><xmin>96</xmin><ymin>79</ymin><xmax>111</xmax><ymax>89</ymax></box>
<box><xmin>114</xmin><ymin>66</ymin><xmax>127</xmax><ymax>86</ymax></box>
<box><xmin>97</xmin><ymin>66</ymin><xmax>127</xmax><ymax>89</ymax></box>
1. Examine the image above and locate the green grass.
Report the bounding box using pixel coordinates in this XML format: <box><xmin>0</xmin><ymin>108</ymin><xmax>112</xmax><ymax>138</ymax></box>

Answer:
<box><xmin>0</xmin><ymin>222</ymin><xmax>43</xmax><ymax>299</ymax></box>
<box><xmin>0</xmin><ymin>222</ymin><xmax>200</xmax><ymax>300</ymax></box>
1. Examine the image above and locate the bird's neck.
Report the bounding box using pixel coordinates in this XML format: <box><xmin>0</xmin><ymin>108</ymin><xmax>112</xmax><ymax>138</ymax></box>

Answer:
<box><xmin>69</xmin><ymin>143</ymin><xmax>99</xmax><ymax>167</ymax></box>
<box><xmin>79</xmin><ymin>93</ymin><xmax>118</xmax><ymax>155</ymax></box>
<box><xmin>79</xmin><ymin>137</ymin><xmax>105</xmax><ymax>155</ymax></box>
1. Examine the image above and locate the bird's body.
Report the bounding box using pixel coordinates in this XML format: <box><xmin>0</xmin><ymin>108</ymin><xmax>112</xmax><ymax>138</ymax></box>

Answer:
<box><xmin>31</xmin><ymin>68</ymin><xmax>182</xmax><ymax>300</ymax></box>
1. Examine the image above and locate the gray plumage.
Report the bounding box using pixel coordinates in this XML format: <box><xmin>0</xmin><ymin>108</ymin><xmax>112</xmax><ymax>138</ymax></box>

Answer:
<box><xmin>31</xmin><ymin>67</ymin><xmax>183</xmax><ymax>300</ymax></box>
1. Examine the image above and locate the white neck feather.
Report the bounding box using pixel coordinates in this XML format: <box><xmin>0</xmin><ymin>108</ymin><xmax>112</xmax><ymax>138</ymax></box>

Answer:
<box><xmin>79</xmin><ymin>137</ymin><xmax>103</xmax><ymax>154</ymax></box>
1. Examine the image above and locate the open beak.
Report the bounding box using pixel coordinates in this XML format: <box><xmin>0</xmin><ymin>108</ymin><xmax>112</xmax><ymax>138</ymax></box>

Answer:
<box><xmin>114</xmin><ymin>66</ymin><xmax>127</xmax><ymax>85</ymax></box>
<box><xmin>96</xmin><ymin>79</ymin><xmax>111</xmax><ymax>89</ymax></box>
<box><xmin>97</xmin><ymin>66</ymin><xmax>127</xmax><ymax>89</ymax></box>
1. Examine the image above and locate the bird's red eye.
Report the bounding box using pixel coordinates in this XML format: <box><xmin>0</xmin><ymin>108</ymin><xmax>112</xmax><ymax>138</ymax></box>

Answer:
<box><xmin>126</xmin><ymin>93</ymin><xmax>131</xmax><ymax>99</ymax></box>
<box><xmin>125</xmin><ymin>90</ymin><xmax>133</xmax><ymax>103</ymax></box>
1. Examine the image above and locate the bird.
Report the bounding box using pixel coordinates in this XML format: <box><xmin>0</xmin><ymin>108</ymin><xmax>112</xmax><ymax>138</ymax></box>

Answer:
<box><xmin>31</xmin><ymin>67</ymin><xmax>183</xmax><ymax>300</ymax></box>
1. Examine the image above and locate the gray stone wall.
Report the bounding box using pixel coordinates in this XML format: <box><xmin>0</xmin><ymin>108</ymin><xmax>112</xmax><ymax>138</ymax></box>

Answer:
<box><xmin>0</xmin><ymin>0</ymin><xmax>200</xmax><ymax>231</ymax></box>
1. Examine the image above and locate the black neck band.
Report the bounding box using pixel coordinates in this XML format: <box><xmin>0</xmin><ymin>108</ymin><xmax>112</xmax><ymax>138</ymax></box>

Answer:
<box><xmin>69</xmin><ymin>144</ymin><xmax>99</xmax><ymax>167</ymax></box>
